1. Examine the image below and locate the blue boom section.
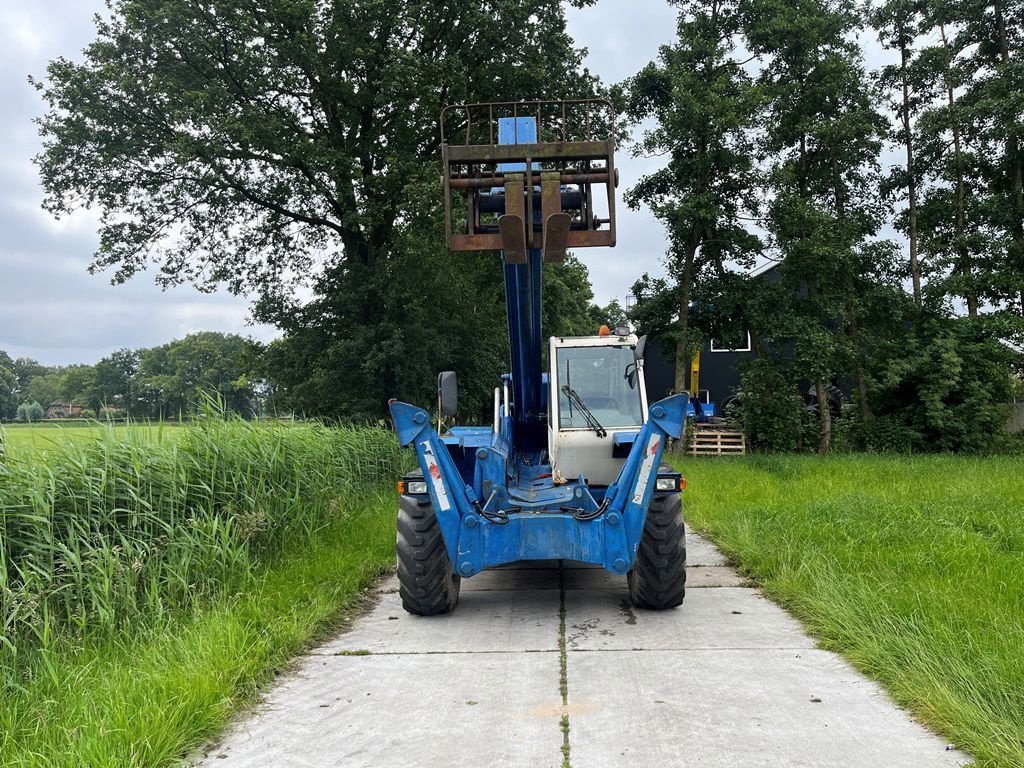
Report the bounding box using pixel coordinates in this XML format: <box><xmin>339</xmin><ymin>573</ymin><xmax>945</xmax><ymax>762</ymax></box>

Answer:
<box><xmin>499</xmin><ymin>117</ymin><xmax>547</xmax><ymax>451</ymax></box>
<box><xmin>503</xmin><ymin>248</ymin><xmax>546</xmax><ymax>451</ymax></box>
<box><xmin>389</xmin><ymin>393</ymin><xmax>687</xmax><ymax>575</ymax></box>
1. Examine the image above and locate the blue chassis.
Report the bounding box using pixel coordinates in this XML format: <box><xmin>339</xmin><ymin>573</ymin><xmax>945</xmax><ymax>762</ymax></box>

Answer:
<box><xmin>389</xmin><ymin>393</ymin><xmax>686</xmax><ymax>578</ymax></box>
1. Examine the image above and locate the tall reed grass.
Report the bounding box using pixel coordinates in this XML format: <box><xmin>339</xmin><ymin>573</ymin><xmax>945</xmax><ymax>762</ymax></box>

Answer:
<box><xmin>0</xmin><ymin>411</ymin><xmax>402</xmax><ymax>686</ymax></box>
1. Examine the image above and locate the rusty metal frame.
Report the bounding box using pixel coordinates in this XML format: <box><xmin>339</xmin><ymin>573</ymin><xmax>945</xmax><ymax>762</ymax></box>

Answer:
<box><xmin>440</xmin><ymin>99</ymin><xmax>617</xmax><ymax>253</ymax></box>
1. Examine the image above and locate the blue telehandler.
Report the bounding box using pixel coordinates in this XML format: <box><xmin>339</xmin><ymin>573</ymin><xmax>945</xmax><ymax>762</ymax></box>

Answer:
<box><xmin>388</xmin><ymin>100</ymin><xmax>687</xmax><ymax>615</ymax></box>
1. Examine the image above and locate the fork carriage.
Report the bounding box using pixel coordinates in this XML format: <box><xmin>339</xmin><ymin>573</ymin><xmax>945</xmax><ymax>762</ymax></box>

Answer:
<box><xmin>440</xmin><ymin>99</ymin><xmax>618</xmax><ymax>262</ymax></box>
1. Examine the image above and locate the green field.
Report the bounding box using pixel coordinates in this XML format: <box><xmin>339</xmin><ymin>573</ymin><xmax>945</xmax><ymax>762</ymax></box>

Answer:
<box><xmin>1</xmin><ymin>421</ymin><xmax>181</xmax><ymax>455</ymax></box>
<box><xmin>674</xmin><ymin>454</ymin><xmax>1024</xmax><ymax>768</ymax></box>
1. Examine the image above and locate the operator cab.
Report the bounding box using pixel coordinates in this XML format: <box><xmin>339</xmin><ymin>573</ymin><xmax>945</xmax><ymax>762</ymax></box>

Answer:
<box><xmin>548</xmin><ymin>331</ymin><xmax>649</xmax><ymax>485</ymax></box>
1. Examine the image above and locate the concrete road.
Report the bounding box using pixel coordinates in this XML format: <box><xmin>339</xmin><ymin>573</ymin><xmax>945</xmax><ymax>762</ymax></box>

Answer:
<box><xmin>197</xmin><ymin>529</ymin><xmax>971</xmax><ymax>767</ymax></box>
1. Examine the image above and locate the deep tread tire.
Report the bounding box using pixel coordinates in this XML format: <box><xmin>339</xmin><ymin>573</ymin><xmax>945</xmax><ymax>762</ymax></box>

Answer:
<box><xmin>628</xmin><ymin>493</ymin><xmax>686</xmax><ymax>609</ymax></box>
<box><xmin>396</xmin><ymin>495</ymin><xmax>460</xmax><ymax>615</ymax></box>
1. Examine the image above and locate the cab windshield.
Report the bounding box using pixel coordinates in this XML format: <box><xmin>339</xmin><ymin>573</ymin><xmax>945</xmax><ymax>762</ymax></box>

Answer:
<box><xmin>556</xmin><ymin>345</ymin><xmax>643</xmax><ymax>430</ymax></box>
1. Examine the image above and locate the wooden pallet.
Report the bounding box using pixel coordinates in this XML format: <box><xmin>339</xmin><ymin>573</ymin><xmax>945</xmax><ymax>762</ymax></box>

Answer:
<box><xmin>688</xmin><ymin>427</ymin><xmax>746</xmax><ymax>456</ymax></box>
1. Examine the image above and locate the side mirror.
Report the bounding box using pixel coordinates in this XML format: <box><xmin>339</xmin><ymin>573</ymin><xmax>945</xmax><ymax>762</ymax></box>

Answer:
<box><xmin>438</xmin><ymin>371</ymin><xmax>458</xmax><ymax>417</ymax></box>
<box><xmin>634</xmin><ymin>335</ymin><xmax>647</xmax><ymax>361</ymax></box>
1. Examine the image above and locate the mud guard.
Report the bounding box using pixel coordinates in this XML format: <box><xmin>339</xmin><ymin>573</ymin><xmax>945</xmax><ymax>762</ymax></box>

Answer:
<box><xmin>389</xmin><ymin>401</ymin><xmax>476</xmax><ymax>565</ymax></box>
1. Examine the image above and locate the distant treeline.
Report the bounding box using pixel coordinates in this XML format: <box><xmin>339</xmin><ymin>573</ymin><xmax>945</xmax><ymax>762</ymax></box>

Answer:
<box><xmin>0</xmin><ymin>332</ymin><xmax>260</xmax><ymax>421</ymax></box>
<box><xmin>1</xmin><ymin>294</ymin><xmax>628</xmax><ymax>423</ymax></box>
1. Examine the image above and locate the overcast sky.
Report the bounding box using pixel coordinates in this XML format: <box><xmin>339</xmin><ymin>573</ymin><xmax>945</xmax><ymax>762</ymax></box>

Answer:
<box><xmin>1</xmin><ymin>0</ymin><xmax>277</xmax><ymax>365</ymax></box>
<box><xmin>0</xmin><ymin>2</ymin><xmax>890</xmax><ymax>366</ymax></box>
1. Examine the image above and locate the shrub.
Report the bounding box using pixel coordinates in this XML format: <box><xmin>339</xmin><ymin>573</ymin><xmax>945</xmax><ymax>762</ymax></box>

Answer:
<box><xmin>862</xmin><ymin>316</ymin><xmax>1016</xmax><ymax>453</ymax></box>
<box><xmin>15</xmin><ymin>401</ymin><xmax>44</xmax><ymax>423</ymax></box>
<box><xmin>733</xmin><ymin>359</ymin><xmax>806</xmax><ymax>452</ymax></box>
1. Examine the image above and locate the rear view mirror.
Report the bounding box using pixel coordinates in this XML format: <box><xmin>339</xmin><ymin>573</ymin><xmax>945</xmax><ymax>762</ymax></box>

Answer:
<box><xmin>438</xmin><ymin>371</ymin><xmax>458</xmax><ymax>417</ymax></box>
<box><xmin>634</xmin><ymin>335</ymin><xmax>647</xmax><ymax>361</ymax></box>
<box><xmin>625</xmin><ymin>363</ymin><xmax>638</xmax><ymax>390</ymax></box>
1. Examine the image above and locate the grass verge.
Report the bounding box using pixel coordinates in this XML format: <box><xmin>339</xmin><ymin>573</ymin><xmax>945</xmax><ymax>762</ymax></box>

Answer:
<box><xmin>0</xmin><ymin>490</ymin><xmax>397</xmax><ymax>767</ymax></box>
<box><xmin>672</xmin><ymin>454</ymin><xmax>1024</xmax><ymax>768</ymax></box>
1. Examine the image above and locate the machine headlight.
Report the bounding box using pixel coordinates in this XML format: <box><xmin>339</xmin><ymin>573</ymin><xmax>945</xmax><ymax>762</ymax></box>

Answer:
<box><xmin>655</xmin><ymin>477</ymin><xmax>679</xmax><ymax>492</ymax></box>
<box><xmin>406</xmin><ymin>480</ymin><xmax>429</xmax><ymax>495</ymax></box>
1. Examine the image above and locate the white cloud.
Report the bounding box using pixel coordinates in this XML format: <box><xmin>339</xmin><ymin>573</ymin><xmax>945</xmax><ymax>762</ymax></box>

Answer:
<box><xmin>0</xmin><ymin>7</ymin><xmax>48</xmax><ymax>57</ymax></box>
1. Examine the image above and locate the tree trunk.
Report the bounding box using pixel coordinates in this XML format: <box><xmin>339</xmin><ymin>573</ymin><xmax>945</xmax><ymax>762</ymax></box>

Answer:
<box><xmin>673</xmin><ymin>229</ymin><xmax>700</xmax><ymax>394</ymax></box>
<box><xmin>856</xmin><ymin>362</ymin><xmax>870</xmax><ymax>422</ymax></box>
<box><xmin>815</xmin><ymin>376</ymin><xmax>832</xmax><ymax>456</ymax></box>
<box><xmin>673</xmin><ymin>336</ymin><xmax>688</xmax><ymax>395</ymax></box>
<box><xmin>749</xmin><ymin>328</ymin><xmax>767</xmax><ymax>358</ymax></box>
<box><xmin>900</xmin><ymin>39</ymin><xmax>922</xmax><ymax>309</ymax></box>
<box><xmin>848</xmin><ymin>307</ymin><xmax>872</xmax><ymax>422</ymax></box>
<box><xmin>940</xmin><ymin>23</ymin><xmax>978</xmax><ymax>317</ymax></box>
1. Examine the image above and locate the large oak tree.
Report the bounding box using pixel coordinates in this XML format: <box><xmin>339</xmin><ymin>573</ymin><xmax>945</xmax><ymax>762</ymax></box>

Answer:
<box><xmin>35</xmin><ymin>0</ymin><xmax>601</xmax><ymax>419</ymax></box>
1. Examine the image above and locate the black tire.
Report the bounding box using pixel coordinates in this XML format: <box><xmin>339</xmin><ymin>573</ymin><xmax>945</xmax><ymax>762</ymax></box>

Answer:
<box><xmin>396</xmin><ymin>495</ymin><xmax>460</xmax><ymax>615</ymax></box>
<box><xmin>628</xmin><ymin>493</ymin><xmax>686</xmax><ymax>609</ymax></box>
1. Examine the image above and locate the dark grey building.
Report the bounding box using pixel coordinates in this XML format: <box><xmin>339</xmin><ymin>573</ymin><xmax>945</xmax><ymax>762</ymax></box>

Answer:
<box><xmin>643</xmin><ymin>262</ymin><xmax>777</xmax><ymax>411</ymax></box>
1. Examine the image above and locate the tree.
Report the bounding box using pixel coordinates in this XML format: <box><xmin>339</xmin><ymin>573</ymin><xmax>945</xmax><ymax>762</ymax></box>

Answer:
<box><xmin>872</xmin><ymin>0</ymin><xmax>928</xmax><ymax>310</ymax></box>
<box><xmin>58</xmin><ymin>365</ymin><xmax>98</xmax><ymax>415</ymax></box>
<box><xmin>627</xmin><ymin>275</ymin><xmax>679</xmax><ymax>340</ymax></box>
<box><xmin>35</xmin><ymin>0</ymin><xmax>598</xmax><ymax>294</ymax></box>
<box><xmin>616</xmin><ymin>0</ymin><xmax>1024</xmax><ymax>453</ymax></box>
<box><xmin>909</xmin><ymin>6</ymin><xmax>989</xmax><ymax>317</ymax></box>
<box><xmin>35</xmin><ymin>0</ymin><xmax>602</xmax><ymax>421</ymax></box>
<box><xmin>588</xmin><ymin>299</ymin><xmax>628</xmax><ymax>330</ymax></box>
<box><xmin>863</xmin><ymin>313</ymin><xmax>1017</xmax><ymax>452</ymax></box>
<box><xmin>740</xmin><ymin>0</ymin><xmax>890</xmax><ymax>453</ymax></box>
<box><xmin>624</xmin><ymin>0</ymin><xmax>761</xmax><ymax>394</ymax></box>
<box><xmin>91</xmin><ymin>348</ymin><xmax>140</xmax><ymax>415</ymax></box>
<box><xmin>969</xmin><ymin>0</ymin><xmax>1023</xmax><ymax>316</ymax></box>
<box><xmin>945</xmin><ymin>0</ymin><xmax>1024</xmax><ymax>316</ymax></box>
<box><xmin>0</xmin><ymin>356</ymin><xmax>16</xmax><ymax>421</ymax></box>
<box><xmin>544</xmin><ymin>256</ymin><xmax>602</xmax><ymax>338</ymax></box>
<box><xmin>12</xmin><ymin>358</ymin><xmax>51</xmax><ymax>396</ymax></box>
<box><xmin>888</xmin><ymin>0</ymin><xmax>1024</xmax><ymax>325</ymax></box>
<box><xmin>138</xmin><ymin>333</ymin><xmax>257</xmax><ymax>419</ymax></box>
<box><xmin>16</xmin><ymin>401</ymin><xmax>45</xmax><ymax>423</ymax></box>
<box><xmin>25</xmin><ymin>373</ymin><xmax>62</xmax><ymax>411</ymax></box>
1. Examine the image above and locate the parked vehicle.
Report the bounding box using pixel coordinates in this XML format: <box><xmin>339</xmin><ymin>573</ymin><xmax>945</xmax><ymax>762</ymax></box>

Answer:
<box><xmin>388</xmin><ymin>101</ymin><xmax>687</xmax><ymax>615</ymax></box>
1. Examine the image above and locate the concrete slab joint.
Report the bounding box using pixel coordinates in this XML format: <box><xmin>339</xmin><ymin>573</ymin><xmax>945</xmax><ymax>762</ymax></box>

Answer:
<box><xmin>198</xmin><ymin>533</ymin><xmax>971</xmax><ymax>768</ymax></box>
